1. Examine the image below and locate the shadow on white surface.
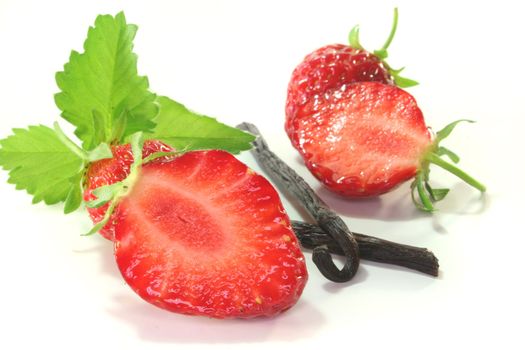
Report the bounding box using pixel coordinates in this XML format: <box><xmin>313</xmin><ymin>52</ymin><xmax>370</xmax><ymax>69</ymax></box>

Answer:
<box><xmin>316</xmin><ymin>186</ymin><xmax>426</xmax><ymax>221</ymax></box>
<box><xmin>432</xmin><ymin>184</ymin><xmax>490</xmax><ymax>215</ymax></box>
<box><xmin>285</xmin><ymin>154</ymin><xmax>419</xmax><ymax>221</ymax></box>
<box><xmin>106</xmin><ymin>295</ymin><xmax>325</xmax><ymax>344</ymax></box>
<box><xmin>71</xmin><ymin>233</ymin><xmax>122</xmax><ymax>277</ymax></box>
<box><xmin>321</xmin><ymin>260</ymin><xmax>439</xmax><ymax>295</ymax></box>
<box><xmin>316</xmin><ymin>182</ymin><xmax>489</xmax><ymax>222</ymax></box>
<box><xmin>321</xmin><ymin>265</ymin><xmax>368</xmax><ymax>293</ymax></box>
<box><xmin>82</xmin><ymin>233</ymin><xmax>327</xmax><ymax>344</ymax></box>
<box><xmin>286</xmin><ymin>153</ymin><xmax>489</xmax><ymax>222</ymax></box>
<box><xmin>431</xmin><ymin>216</ymin><xmax>448</xmax><ymax>234</ymax></box>
<box><xmin>360</xmin><ymin>260</ymin><xmax>442</xmax><ymax>280</ymax></box>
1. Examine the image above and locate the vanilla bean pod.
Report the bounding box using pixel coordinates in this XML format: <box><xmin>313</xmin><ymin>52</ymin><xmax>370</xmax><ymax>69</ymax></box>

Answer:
<box><xmin>291</xmin><ymin>221</ymin><xmax>439</xmax><ymax>276</ymax></box>
<box><xmin>238</xmin><ymin>122</ymin><xmax>360</xmax><ymax>282</ymax></box>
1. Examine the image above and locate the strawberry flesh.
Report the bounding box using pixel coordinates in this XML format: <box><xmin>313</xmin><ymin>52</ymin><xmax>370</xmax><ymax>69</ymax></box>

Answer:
<box><xmin>286</xmin><ymin>44</ymin><xmax>394</xmax><ymax>143</ymax></box>
<box><xmin>113</xmin><ymin>150</ymin><xmax>308</xmax><ymax>318</ymax></box>
<box><xmin>291</xmin><ymin>82</ymin><xmax>432</xmax><ymax>196</ymax></box>
<box><xmin>84</xmin><ymin>140</ymin><xmax>173</xmax><ymax>240</ymax></box>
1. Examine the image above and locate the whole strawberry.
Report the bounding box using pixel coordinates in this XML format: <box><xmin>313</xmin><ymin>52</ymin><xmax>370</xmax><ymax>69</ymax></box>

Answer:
<box><xmin>290</xmin><ymin>82</ymin><xmax>485</xmax><ymax>211</ymax></box>
<box><xmin>285</xmin><ymin>8</ymin><xmax>417</xmax><ymax>147</ymax></box>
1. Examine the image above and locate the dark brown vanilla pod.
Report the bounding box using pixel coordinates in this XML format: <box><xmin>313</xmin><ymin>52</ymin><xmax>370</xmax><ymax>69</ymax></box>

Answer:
<box><xmin>238</xmin><ymin>122</ymin><xmax>360</xmax><ymax>282</ymax></box>
<box><xmin>291</xmin><ymin>221</ymin><xmax>439</xmax><ymax>276</ymax></box>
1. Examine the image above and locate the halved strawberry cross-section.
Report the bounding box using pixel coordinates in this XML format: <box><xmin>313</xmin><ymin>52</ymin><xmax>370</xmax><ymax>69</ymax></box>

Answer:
<box><xmin>113</xmin><ymin>150</ymin><xmax>308</xmax><ymax>318</ymax></box>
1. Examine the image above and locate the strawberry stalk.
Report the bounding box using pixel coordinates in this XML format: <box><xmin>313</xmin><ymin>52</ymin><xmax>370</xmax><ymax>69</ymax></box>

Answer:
<box><xmin>372</xmin><ymin>7</ymin><xmax>398</xmax><ymax>59</ymax></box>
<box><xmin>53</xmin><ymin>122</ymin><xmax>113</xmax><ymax>164</ymax></box>
<box><xmin>413</xmin><ymin>120</ymin><xmax>486</xmax><ymax>212</ymax></box>
<box><xmin>427</xmin><ymin>153</ymin><xmax>486</xmax><ymax>192</ymax></box>
<box><xmin>349</xmin><ymin>8</ymin><xmax>418</xmax><ymax>88</ymax></box>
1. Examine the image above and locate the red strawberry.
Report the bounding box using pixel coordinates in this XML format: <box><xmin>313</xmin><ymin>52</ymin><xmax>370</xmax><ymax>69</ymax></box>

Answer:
<box><xmin>84</xmin><ymin>140</ymin><xmax>173</xmax><ymax>240</ymax></box>
<box><xmin>286</xmin><ymin>44</ymin><xmax>393</xmax><ymax>137</ymax></box>
<box><xmin>113</xmin><ymin>150</ymin><xmax>308</xmax><ymax>318</ymax></box>
<box><xmin>290</xmin><ymin>82</ymin><xmax>485</xmax><ymax>210</ymax></box>
<box><xmin>285</xmin><ymin>8</ymin><xmax>416</xmax><ymax>146</ymax></box>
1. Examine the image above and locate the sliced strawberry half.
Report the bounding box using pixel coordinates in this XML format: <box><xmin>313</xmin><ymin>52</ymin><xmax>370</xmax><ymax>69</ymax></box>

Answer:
<box><xmin>292</xmin><ymin>82</ymin><xmax>432</xmax><ymax>197</ymax></box>
<box><xmin>113</xmin><ymin>150</ymin><xmax>308</xmax><ymax>318</ymax></box>
<box><xmin>290</xmin><ymin>82</ymin><xmax>485</xmax><ymax>210</ymax></box>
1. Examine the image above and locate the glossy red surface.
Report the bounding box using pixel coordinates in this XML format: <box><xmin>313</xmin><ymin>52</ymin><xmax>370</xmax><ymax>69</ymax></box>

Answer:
<box><xmin>83</xmin><ymin>140</ymin><xmax>173</xmax><ymax>240</ymax></box>
<box><xmin>285</xmin><ymin>43</ymin><xmax>394</xmax><ymax>143</ymax></box>
<box><xmin>291</xmin><ymin>82</ymin><xmax>432</xmax><ymax>196</ymax></box>
<box><xmin>113</xmin><ymin>150</ymin><xmax>308</xmax><ymax>318</ymax></box>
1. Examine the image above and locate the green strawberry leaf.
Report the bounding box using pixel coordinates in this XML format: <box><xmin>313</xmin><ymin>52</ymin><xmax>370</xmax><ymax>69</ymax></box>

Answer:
<box><xmin>55</xmin><ymin>12</ymin><xmax>157</xmax><ymax>150</ymax></box>
<box><xmin>91</xmin><ymin>110</ymin><xmax>108</xmax><ymax>147</ymax></box>
<box><xmin>145</xmin><ymin>96</ymin><xmax>255</xmax><ymax>154</ymax></box>
<box><xmin>430</xmin><ymin>188</ymin><xmax>450</xmax><ymax>202</ymax></box>
<box><xmin>436</xmin><ymin>146</ymin><xmax>460</xmax><ymax>163</ymax></box>
<box><xmin>411</xmin><ymin>173</ymin><xmax>435</xmax><ymax>212</ymax></box>
<box><xmin>436</xmin><ymin>119</ymin><xmax>475</xmax><ymax>142</ymax></box>
<box><xmin>0</xmin><ymin>125</ymin><xmax>85</xmax><ymax>208</ymax></box>
<box><xmin>348</xmin><ymin>25</ymin><xmax>364</xmax><ymax>50</ymax></box>
<box><xmin>1</xmin><ymin>12</ymin><xmax>259</xmax><ymax>219</ymax></box>
<box><xmin>85</xmin><ymin>182</ymin><xmax>124</xmax><ymax>209</ymax></box>
<box><xmin>424</xmin><ymin>182</ymin><xmax>450</xmax><ymax>202</ymax></box>
<box><xmin>64</xmin><ymin>174</ymin><xmax>83</xmax><ymax>214</ymax></box>
<box><xmin>110</xmin><ymin>109</ymin><xmax>129</xmax><ymax>145</ymax></box>
<box><xmin>393</xmin><ymin>75</ymin><xmax>419</xmax><ymax>88</ymax></box>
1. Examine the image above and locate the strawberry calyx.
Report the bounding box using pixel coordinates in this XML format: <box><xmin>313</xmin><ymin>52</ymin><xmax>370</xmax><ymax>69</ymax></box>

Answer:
<box><xmin>348</xmin><ymin>8</ymin><xmax>418</xmax><ymax>88</ymax></box>
<box><xmin>83</xmin><ymin>133</ymin><xmax>178</xmax><ymax>235</ymax></box>
<box><xmin>53</xmin><ymin>121</ymin><xmax>116</xmax><ymax>214</ymax></box>
<box><xmin>53</xmin><ymin>122</ymin><xmax>114</xmax><ymax>165</ymax></box>
<box><xmin>412</xmin><ymin>120</ymin><xmax>486</xmax><ymax>212</ymax></box>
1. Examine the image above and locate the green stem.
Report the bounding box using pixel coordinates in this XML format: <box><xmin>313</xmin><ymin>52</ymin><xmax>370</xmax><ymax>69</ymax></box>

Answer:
<box><xmin>427</xmin><ymin>153</ymin><xmax>486</xmax><ymax>192</ymax></box>
<box><xmin>129</xmin><ymin>132</ymin><xmax>144</xmax><ymax>169</ymax></box>
<box><xmin>381</xmin><ymin>7</ymin><xmax>399</xmax><ymax>51</ymax></box>
<box><xmin>142</xmin><ymin>151</ymin><xmax>179</xmax><ymax>164</ymax></box>
<box><xmin>348</xmin><ymin>25</ymin><xmax>364</xmax><ymax>50</ymax></box>
<box><xmin>83</xmin><ymin>198</ymin><xmax>119</xmax><ymax>236</ymax></box>
<box><xmin>416</xmin><ymin>172</ymin><xmax>434</xmax><ymax>212</ymax></box>
<box><xmin>53</xmin><ymin>122</ymin><xmax>88</xmax><ymax>161</ymax></box>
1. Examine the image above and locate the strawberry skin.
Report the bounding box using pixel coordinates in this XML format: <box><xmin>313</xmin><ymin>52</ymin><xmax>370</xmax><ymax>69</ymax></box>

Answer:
<box><xmin>113</xmin><ymin>150</ymin><xmax>308</xmax><ymax>318</ymax></box>
<box><xmin>84</xmin><ymin>140</ymin><xmax>173</xmax><ymax>240</ymax></box>
<box><xmin>285</xmin><ymin>44</ymin><xmax>394</xmax><ymax>145</ymax></box>
<box><xmin>291</xmin><ymin>82</ymin><xmax>432</xmax><ymax>197</ymax></box>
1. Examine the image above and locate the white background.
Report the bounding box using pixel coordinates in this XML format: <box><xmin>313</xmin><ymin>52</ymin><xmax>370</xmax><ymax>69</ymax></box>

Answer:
<box><xmin>1</xmin><ymin>0</ymin><xmax>524</xmax><ymax>349</ymax></box>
